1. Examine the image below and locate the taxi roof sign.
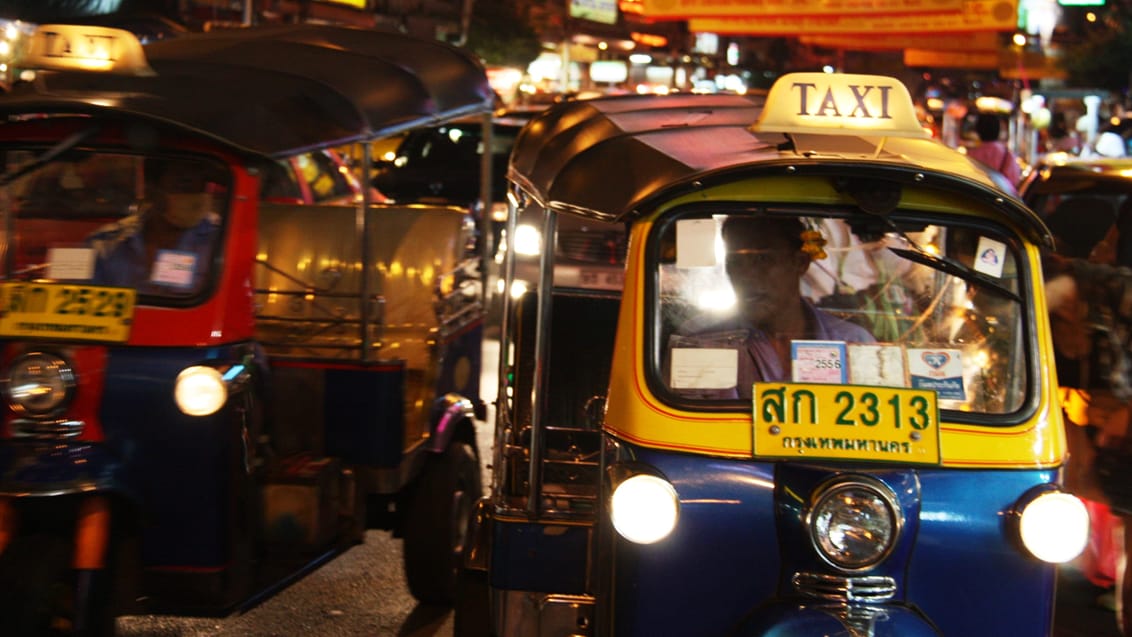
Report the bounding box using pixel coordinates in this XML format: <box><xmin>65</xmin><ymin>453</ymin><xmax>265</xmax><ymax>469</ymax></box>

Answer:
<box><xmin>751</xmin><ymin>72</ymin><xmax>928</xmax><ymax>139</ymax></box>
<box><xmin>21</xmin><ymin>24</ymin><xmax>155</xmax><ymax>76</ymax></box>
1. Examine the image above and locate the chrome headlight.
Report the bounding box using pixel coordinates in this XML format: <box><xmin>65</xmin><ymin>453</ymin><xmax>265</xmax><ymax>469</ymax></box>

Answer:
<box><xmin>610</xmin><ymin>473</ymin><xmax>679</xmax><ymax>544</ymax></box>
<box><xmin>808</xmin><ymin>477</ymin><xmax>901</xmax><ymax>570</ymax></box>
<box><xmin>174</xmin><ymin>365</ymin><xmax>227</xmax><ymax>416</ymax></box>
<box><xmin>5</xmin><ymin>352</ymin><xmax>76</xmax><ymax>417</ymax></box>
<box><xmin>1018</xmin><ymin>490</ymin><xmax>1089</xmax><ymax>563</ymax></box>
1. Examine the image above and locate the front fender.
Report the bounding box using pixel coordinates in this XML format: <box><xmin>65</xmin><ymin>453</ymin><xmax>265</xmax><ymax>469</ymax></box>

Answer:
<box><xmin>735</xmin><ymin>601</ymin><xmax>942</xmax><ymax>637</ymax></box>
<box><xmin>0</xmin><ymin>442</ymin><xmax>123</xmax><ymax>497</ymax></box>
<box><xmin>428</xmin><ymin>393</ymin><xmax>477</xmax><ymax>454</ymax></box>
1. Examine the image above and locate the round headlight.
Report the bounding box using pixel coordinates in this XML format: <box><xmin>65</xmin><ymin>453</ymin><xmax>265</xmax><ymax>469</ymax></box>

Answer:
<box><xmin>610</xmin><ymin>474</ymin><xmax>679</xmax><ymax>544</ymax></box>
<box><xmin>174</xmin><ymin>366</ymin><xmax>227</xmax><ymax>416</ymax></box>
<box><xmin>6</xmin><ymin>352</ymin><xmax>75</xmax><ymax>417</ymax></box>
<box><xmin>1019</xmin><ymin>491</ymin><xmax>1089</xmax><ymax>563</ymax></box>
<box><xmin>808</xmin><ymin>478</ymin><xmax>900</xmax><ymax>570</ymax></box>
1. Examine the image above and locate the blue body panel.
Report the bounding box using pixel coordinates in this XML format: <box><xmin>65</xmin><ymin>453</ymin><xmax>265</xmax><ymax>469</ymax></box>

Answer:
<box><xmin>101</xmin><ymin>345</ymin><xmax>241</xmax><ymax>569</ymax></box>
<box><xmin>610</xmin><ymin>443</ymin><xmax>1058</xmax><ymax>637</ymax></box>
<box><xmin>439</xmin><ymin>322</ymin><xmax>483</xmax><ymax>410</ymax></box>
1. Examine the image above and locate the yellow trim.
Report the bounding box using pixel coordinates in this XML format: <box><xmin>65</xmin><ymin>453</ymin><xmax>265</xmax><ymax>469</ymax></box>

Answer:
<box><xmin>602</xmin><ymin>187</ymin><xmax>1065</xmax><ymax>469</ymax></box>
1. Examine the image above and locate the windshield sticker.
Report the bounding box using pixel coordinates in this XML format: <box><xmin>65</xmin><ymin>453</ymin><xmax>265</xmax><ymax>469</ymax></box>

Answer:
<box><xmin>670</xmin><ymin>347</ymin><xmax>737</xmax><ymax>389</ymax></box>
<box><xmin>907</xmin><ymin>348</ymin><xmax>965</xmax><ymax>400</ymax></box>
<box><xmin>47</xmin><ymin>246</ymin><xmax>95</xmax><ymax>281</ymax></box>
<box><xmin>150</xmin><ymin>250</ymin><xmax>197</xmax><ymax>288</ymax></box>
<box><xmin>973</xmin><ymin>236</ymin><xmax>1006</xmax><ymax>278</ymax></box>
<box><xmin>675</xmin><ymin>218</ymin><xmax>718</xmax><ymax>268</ymax></box>
<box><xmin>848</xmin><ymin>343</ymin><xmax>907</xmax><ymax>387</ymax></box>
<box><xmin>791</xmin><ymin>340</ymin><xmax>847</xmax><ymax>383</ymax></box>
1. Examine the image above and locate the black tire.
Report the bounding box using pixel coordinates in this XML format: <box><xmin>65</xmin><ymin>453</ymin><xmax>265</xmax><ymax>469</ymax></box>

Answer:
<box><xmin>0</xmin><ymin>532</ymin><xmax>116</xmax><ymax>636</ymax></box>
<box><xmin>402</xmin><ymin>439</ymin><xmax>481</xmax><ymax>604</ymax></box>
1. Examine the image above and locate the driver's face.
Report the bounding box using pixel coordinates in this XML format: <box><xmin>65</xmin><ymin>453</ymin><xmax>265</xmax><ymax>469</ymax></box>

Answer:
<box><xmin>724</xmin><ymin>226</ymin><xmax>808</xmax><ymax>326</ymax></box>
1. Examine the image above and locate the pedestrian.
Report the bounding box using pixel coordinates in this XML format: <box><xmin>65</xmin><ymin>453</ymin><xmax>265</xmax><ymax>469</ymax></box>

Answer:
<box><xmin>967</xmin><ymin>112</ymin><xmax>1022</xmax><ymax>194</ymax></box>
<box><xmin>1046</xmin><ymin>216</ymin><xmax>1132</xmax><ymax>635</ymax></box>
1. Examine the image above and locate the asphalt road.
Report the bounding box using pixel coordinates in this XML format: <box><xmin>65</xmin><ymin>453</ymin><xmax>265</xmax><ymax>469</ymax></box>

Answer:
<box><xmin>114</xmin><ymin>334</ymin><xmax>1128</xmax><ymax>636</ymax></box>
<box><xmin>117</xmin><ymin>529</ymin><xmax>456</xmax><ymax>636</ymax></box>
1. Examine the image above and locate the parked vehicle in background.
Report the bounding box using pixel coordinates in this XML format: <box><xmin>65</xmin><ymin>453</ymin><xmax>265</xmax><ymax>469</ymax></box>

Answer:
<box><xmin>371</xmin><ymin>112</ymin><xmax>536</xmax><ymax>311</ymax></box>
<box><xmin>0</xmin><ymin>22</ymin><xmax>493</xmax><ymax>635</ymax></box>
<box><xmin>458</xmin><ymin>73</ymin><xmax>1090</xmax><ymax>637</ymax></box>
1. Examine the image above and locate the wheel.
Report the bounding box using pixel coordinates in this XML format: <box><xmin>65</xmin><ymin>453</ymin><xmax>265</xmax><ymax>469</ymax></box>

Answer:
<box><xmin>0</xmin><ymin>532</ymin><xmax>116</xmax><ymax>636</ymax></box>
<box><xmin>402</xmin><ymin>439</ymin><xmax>481</xmax><ymax>604</ymax></box>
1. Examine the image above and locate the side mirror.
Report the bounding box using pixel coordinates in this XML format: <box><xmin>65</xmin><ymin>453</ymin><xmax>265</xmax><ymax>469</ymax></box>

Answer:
<box><xmin>583</xmin><ymin>395</ymin><xmax>606</xmax><ymax>430</ymax></box>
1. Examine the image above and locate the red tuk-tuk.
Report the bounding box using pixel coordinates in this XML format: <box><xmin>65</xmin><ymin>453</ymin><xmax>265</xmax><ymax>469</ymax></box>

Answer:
<box><xmin>0</xmin><ymin>23</ymin><xmax>493</xmax><ymax>635</ymax></box>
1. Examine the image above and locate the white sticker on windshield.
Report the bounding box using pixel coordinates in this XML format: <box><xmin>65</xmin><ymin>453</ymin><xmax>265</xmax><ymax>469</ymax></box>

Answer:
<box><xmin>47</xmin><ymin>246</ymin><xmax>94</xmax><ymax>280</ymax></box>
<box><xmin>973</xmin><ymin>236</ymin><xmax>1006</xmax><ymax>278</ymax></box>
<box><xmin>151</xmin><ymin>250</ymin><xmax>197</xmax><ymax>288</ymax></box>
<box><xmin>670</xmin><ymin>347</ymin><xmax>737</xmax><ymax>389</ymax></box>
<box><xmin>676</xmin><ymin>218</ymin><xmax>718</xmax><ymax>268</ymax></box>
<box><xmin>848</xmin><ymin>343</ymin><xmax>907</xmax><ymax>387</ymax></box>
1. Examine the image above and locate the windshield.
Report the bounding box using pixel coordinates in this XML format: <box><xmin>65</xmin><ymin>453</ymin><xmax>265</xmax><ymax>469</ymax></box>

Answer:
<box><xmin>653</xmin><ymin>207</ymin><xmax>1030</xmax><ymax>418</ymax></box>
<box><xmin>0</xmin><ymin>149</ymin><xmax>229</xmax><ymax>303</ymax></box>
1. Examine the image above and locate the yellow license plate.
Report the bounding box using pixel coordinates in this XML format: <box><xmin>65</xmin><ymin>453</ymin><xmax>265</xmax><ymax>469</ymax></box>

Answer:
<box><xmin>753</xmin><ymin>382</ymin><xmax>941</xmax><ymax>465</ymax></box>
<box><xmin>0</xmin><ymin>282</ymin><xmax>136</xmax><ymax>343</ymax></box>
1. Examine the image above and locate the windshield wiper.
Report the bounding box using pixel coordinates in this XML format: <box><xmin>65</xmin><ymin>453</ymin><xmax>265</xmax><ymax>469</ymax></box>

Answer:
<box><xmin>887</xmin><ymin>246</ymin><xmax>1020</xmax><ymax>302</ymax></box>
<box><xmin>0</xmin><ymin>125</ymin><xmax>101</xmax><ymax>188</ymax></box>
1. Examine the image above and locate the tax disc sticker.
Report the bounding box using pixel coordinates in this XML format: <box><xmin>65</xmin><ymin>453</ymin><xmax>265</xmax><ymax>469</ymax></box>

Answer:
<box><xmin>791</xmin><ymin>340</ymin><xmax>847</xmax><ymax>384</ymax></box>
<box><xmin>973</xmin><ymin>236</ymin><xmax>1006</xmax><ymax>278</ymax></box>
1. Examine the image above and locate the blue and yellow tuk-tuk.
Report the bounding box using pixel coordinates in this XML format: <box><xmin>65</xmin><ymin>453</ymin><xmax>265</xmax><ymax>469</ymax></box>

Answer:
<box><xmin>0</xmin><ymin>23</ymin><xmax>493</xmax><ymax>635</ymax></box>
<box><xmin>459</xmin><ymin>73</ymin><xmax>1090</xmax><ymax>636</ymax></box>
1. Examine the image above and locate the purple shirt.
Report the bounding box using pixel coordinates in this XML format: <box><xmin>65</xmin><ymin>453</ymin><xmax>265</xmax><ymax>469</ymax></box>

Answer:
<box><xmin>668</xmin><ymin>300</ymin><xmax>875</xmax><ymax>399</ymax></box>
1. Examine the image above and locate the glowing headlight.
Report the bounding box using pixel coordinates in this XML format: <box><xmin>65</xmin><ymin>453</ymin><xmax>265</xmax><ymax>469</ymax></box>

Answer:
<box><xmin>808</xmin><ymin>479</ymin><xmax>900</xmax><ymax>570</ymax></box>
<box><xmin>1019</xmin><ymin>491</ymin><xmax>1089</xmax><ymax>563</ymax></box>
<box><xmin>5</xmin><ymin>352</ymin><xmax>75</xmax><ymax>417</ymax></box>
<box><xmin>174</xmin><ymin>366</ymin><xmax>227</xmax><ymax>416</ymax></box>
<box><xmin>610</xmin><ymin>474</ymin><xmax>679</xmax><ymax>544</ymax></box>
<box><xmin>512</xmin><ymin>224</ymin><xmax>542</xmax><ymax>256</ymax></box>
<box><xmin>509</xmin><ymin>280</ymin><xmax>529</xmax><ymax>299</ymax></box>
<box><xmin>490</xmin><ymin>202</ymin><xmax>509</xmax><ymax>223</ymax></box>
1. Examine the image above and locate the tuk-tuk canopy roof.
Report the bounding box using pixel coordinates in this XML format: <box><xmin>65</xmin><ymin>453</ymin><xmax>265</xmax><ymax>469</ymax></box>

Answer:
<box><xmin>510</xmin><ymin>74</ymin><xmax>1049</xmax><ymax>246</ymax></box>
<box><xmin>0</xmin><ymin>23</ymin><xmax>495</xmax><ymax>158</ymax></box>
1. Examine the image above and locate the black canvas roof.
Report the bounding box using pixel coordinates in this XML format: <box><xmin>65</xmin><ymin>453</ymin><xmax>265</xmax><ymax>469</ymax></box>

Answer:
<box><xmin>508</xmin><ymin>92</ymin><xmax>1049</xmax><ymax>247</ymax></box>
<box><xmin>0</xmin><ymin>24</ymin><xmax>495</xmax><ymax>158</ymax></box>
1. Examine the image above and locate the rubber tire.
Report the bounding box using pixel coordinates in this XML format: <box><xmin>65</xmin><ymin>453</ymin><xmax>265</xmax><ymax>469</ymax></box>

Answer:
<box><xmin>402</xmin><ymin>440</ymin><xmax>481</xmax><ymax>605</ymax></box>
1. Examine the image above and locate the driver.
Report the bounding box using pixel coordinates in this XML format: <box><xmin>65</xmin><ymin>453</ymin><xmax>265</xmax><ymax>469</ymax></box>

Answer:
<box><xmin>89</xmin><ymin>158</ymin><xmax>224</xmax><ymax>294</ymax></box>
<box><xmin>669</xmin><ymin>215</ymin><xmax>874</xmax><ymax>398</ymax></box>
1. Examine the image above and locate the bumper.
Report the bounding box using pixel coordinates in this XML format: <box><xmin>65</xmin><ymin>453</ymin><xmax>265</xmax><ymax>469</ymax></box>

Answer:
<box><xmin>0</xmin><ymin>442</ymin><xmax>120</xmax><ymax>497</ymax></box>
<box><xmin>735</xmin><ymin>600</ymin><xmax>941</xmax><ymax>637</ymax></box>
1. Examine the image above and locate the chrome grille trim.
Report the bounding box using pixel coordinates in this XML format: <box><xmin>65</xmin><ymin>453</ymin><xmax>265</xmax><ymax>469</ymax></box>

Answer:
<box><xmin>792</xmin><ymin>572</ymin><xmax>897</xmax><ymax>603</ymax></box>
<box><xmin>11</xmin><ymin>419</ymin><xmax>84</xmax><ymax>440</ymax></box>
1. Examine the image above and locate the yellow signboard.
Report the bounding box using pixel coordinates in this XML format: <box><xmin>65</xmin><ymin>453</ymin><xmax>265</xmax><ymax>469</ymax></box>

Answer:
<box><xmin>0</xmin><ymin>282</ymin><xmax>136</xmax><ymax>343</ymax></box>
<box><xmin>752</xmin><ymin>382</ymin><xmax>941</xmax><ymax>465</ymax></box>
<box><xmin>315</xmin><ymin>0</ymin><xmax>368</xmax><ymax>8</ymax></box>
<box><xmin>690</xmin><ymin>0</ymin><xmax>1017</xmax><ymax>34</ymax></box>
<box><xmin>905</xmin><ymin>49</ymin><xmax>999</xmax><ymax>69</ymax></box>
<box><xmin>643</xmin><ymin>0</ymin><xmax>962</xmax><ymax>19</ymax></box>
<box><xmin>751</xmin><ymin>72</ymin><xmax>928</xmax><ymax>138</ymax></box>
<box><xmin>21</xmin><ymin>24</ymin><xmax>154</xmax><ymax>75</ymax></box>
<box><xmin>801</xmin><ymin>31</ymin><xmax>1000</xmax><ymax>51</ymax></box>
